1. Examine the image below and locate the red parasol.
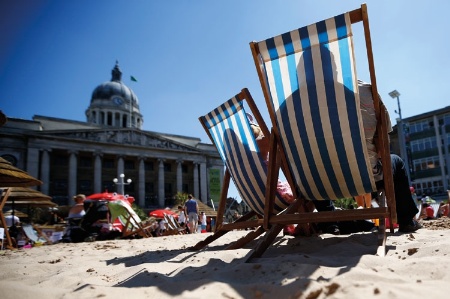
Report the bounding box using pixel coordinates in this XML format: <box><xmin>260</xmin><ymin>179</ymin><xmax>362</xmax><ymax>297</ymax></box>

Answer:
<box><xmin>85</xmin><ymin>192</ymin><xmax>136</xmax><ymax>233</ymax></box>
<box><xmin>86</xmin><ymin>192</ymin><xmax>135</xmax><ymax>205</ymax></box>
<box><xmin>149</xmin><ymin>209</ymin><xmax>178</xmax><ymax>219</ymax></box>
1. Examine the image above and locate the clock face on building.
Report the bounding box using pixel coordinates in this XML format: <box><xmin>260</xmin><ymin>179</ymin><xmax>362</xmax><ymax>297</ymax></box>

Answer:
<box><xmin>113</xmin><ymin>97</ymin><xmax>123</xmax><ymax>106</ymax></box>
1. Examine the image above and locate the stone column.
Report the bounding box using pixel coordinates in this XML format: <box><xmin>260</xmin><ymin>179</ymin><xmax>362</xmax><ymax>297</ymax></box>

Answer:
<box><xmin>68</xmin><ymin>150</ymin><xmax>78</xmax><ymax>198</ymax></box>
<box><xmin>176</xmin><ymin>159</ymin><xmax>183</xmax><ymax>193</ymax></box>
<box><xmin>200</xmin><ymin>162</ymin><xmax>207</xmax><ymax>203</ymax></box>
<box><xmin>27</xmin><ymin>148</ymin><xmax>40</xmax><ymax>188</ymax></box>
<box><xmin>39</xmin><ymin>149</ymin><xmax>51</xmax><ymax>195</ymax></box>
<box><xmin>117</xmin><ymin>156</ymin><xmax>124</xmax><ymax>178</ymax></box>
<box><xmin>114</xmin><ymin>156</ymin><xmax>125</xmax><ymax>194</ymax></box>
<box><xmin>93</xmin><ymin>151</ymin><xmax>103</xmax><ymax>193</ymax></box>
<box><xmin>158</xmin><ymin>159</ymin><xmax>165</xmax><ymax>207</ymax></box>
<box><xmin>138</xmin><ymin>157</ymin><xmax>146</xmax><ymax>207</ymax></box>
<box><xmin>193</xmin><ymin>162</ymin><xmax>199</xmax><ymax>199</ymax></box>
<box><xmin>96</xmin><ymin>109</ymin><xmax>100</xmax><ymax>124</ymax></box>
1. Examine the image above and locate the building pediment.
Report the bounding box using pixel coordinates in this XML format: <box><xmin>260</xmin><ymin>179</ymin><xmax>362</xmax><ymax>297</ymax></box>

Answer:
<box><xmin>37</xmin><ymin>129</ymin><xmax>199</xmax><ymax>152</ymax></box>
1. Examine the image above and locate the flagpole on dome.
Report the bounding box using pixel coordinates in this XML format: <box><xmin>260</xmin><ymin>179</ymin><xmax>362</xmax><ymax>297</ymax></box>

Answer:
<box><xmin>129</xmin><ymin>75</ymin><xmax>138</xmax><ymax>128</ymax></box>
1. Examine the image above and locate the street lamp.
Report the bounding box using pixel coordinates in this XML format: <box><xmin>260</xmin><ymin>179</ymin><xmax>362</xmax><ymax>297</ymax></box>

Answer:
<box><xmin>113</xmin><ymin>173</ymin><xmax>132</xmax><ymax>195</ymax></box>
<box><xmin>389</xmin><ymin>89</ymin><xmax>411</xmax><ymax>185</ymax></box>
<box><xmin>389</xmin><ymin>90</ymin><xmax>401</xmax><ymax>119</ymax></box>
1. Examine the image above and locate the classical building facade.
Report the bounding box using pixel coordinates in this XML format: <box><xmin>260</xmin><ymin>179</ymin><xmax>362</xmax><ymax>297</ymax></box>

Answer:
<box><xmin>0</xmin><ymin>62</ymin><xmax>223</xmax><ymax>208</ymax></box>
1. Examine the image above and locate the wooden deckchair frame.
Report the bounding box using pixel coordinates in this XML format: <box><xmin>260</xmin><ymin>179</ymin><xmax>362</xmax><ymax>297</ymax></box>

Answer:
<box><xmin>22</xmin><ymin>224</ymin><xmax>53</xmax><ymax>245</ymax></box>
<box><xmin>192</xmin><ymin>88</ymin><xmax>314</xmax><ymax>252</ymax></box>
<box><xmin>163</xmin><ymin>214</ymin><xmax>186</xmax><ymax>235</ymax></box>
<box><xmin>249</xmin><ymin>4</ymin><xmax>396</xmax><ymax>258</ymax></box>
<box><xmin>0</xmin><ymin>188</ymin><xmax>15</xmax><ymax>249</ymax></box>
<box><xmin>108</xmin><ymin>201</ymin><xmax>153</xmax><ymax>238</ymax></box>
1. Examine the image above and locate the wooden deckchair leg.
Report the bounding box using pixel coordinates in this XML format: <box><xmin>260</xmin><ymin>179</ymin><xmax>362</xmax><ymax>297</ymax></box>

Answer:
<box><xmin>246</xmin><ymin>224</ymin><xmax>284</xmax><ymax>261</ymax></box>
<box><xmin>191</xmin><ymin>211</ymin><xmax>257</xmax><ymax>250</ymax></box>
<box><xmin>0</xmin><ymin>188</ymin><xmax>15</xmax><ymax>249</ymax></box>
<box><xmin>246</xmin><ymin>199</ymin><xmax>303</xmax><ymax>261</ymax></box>
<box><xmin>263</xmin><ymin>130</ymin><xmax>280</xmax><ymax>230</ymax></box>
<box><xmin>376</xmin><ymin>191</ymin><xmax>387</xmax><ymax>256</ymax></box>
<box><xmin>32</xmin><ymin>225</ymin><xmax>53</xmax><ymax>244</ymax></box>
<box><xmin>215</xmin><ymin>170</ymin><xmax>230</xmax><ymax>232</ymax></box>
<box><xmin>226</xmin><ymin>226</ymin><xmax>265</xmax><ymax>250</ymax></box>
<box><xmin>190</xmin><ymin>230</ymin><xmax>229</xmax><ymax>250</ymax></box>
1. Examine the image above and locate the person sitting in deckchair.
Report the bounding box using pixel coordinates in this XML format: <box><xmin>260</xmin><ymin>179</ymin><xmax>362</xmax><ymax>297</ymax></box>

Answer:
<box><xmin>248</xmin><ymin>114</ymin><xmax>294</xmax><ymax>203</ymax></box>
<box><xmin>323</xmin><ymin>80</ymin><xmax>420</xmax><ymax>233</ymax></box>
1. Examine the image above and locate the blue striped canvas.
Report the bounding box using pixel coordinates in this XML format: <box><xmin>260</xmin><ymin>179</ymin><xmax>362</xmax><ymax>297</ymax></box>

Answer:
<box><xmin>255</xmin><ymin>12</ymin><xmax>375</xmax><ymax>201</ymax></box>
<box><xmin>201</xmin><ymin>94</ymin><xmax>291</xmax><ymax>215</ymax></box>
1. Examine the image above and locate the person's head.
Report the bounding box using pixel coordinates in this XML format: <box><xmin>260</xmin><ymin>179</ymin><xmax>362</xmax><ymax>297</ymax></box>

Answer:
<box><xmin>73</xmin><ymin>194</ymin><xmax>85</xmax><ymax>203</ymax></box>
<box><xmin>251</xmin><ymin>124</ymin><xmax>263</xmax><ymax>139</ymax></box>
<box><xmin>250</xmin><ymin>122</ymin><xmax>269</xmax><ymax>160</ymax></box>
<box><xmin>188</xmin><ymin>194</ymin><xmax>193</xmax><ymax>200</ymax></box>
<box><xmin>178</xmin><ymin>205</ymin><xmax>183</xmax><ymax>210</ymax></box>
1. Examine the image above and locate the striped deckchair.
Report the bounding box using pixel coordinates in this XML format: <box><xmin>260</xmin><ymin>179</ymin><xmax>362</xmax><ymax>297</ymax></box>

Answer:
<box><xmin>192</xmin><ymin>88</ymin><xmax>299</xmax><ymax>251</ymax></box>
<box><xmin>108</xmin><ymin>201</ymin><xmax>153</xmax><ymax>238</ymax></box>
<box><xmin>249</xmin><ymin>4</ymin><xmax>396</xmax><ymax>258</ymax></box>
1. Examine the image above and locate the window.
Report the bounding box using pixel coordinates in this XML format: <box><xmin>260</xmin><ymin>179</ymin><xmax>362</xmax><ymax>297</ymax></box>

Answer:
<box><xmin>125</xmin><ymin>160</ymin><xmax>135</xmax><ymax>170</ymax></box>
<box><xmin>103</xmin><ymin>158</ymin><xmax>115</xmax><ymax>168</ymax></box>
<box><xmin>410</xmin><ymin>137</ymin><xmax>438</xmax><ymax>153</ymax></box>
<box><xmin>164</xmin><ymin>163</ymin><xmax>172</xmax><ymax>172</ymax></box>
<box><xmin>103</xmin><ymin>181</ymin><xmax>115</xmax><ymax>192</ymax></box>
<box><xmin>145</xmin><ymin>161</ymin><xmax>154</xmax><ymax>171</ymax></box>
<box><xmin>79</xmin><ymin>156</ymin><xmax>92</xmax><ymax>168</ymax></box>
<box><xmin>182</xmin><ymin>164</ymin><xmax>188</xmax><ymax>173</ymax></box>
<box><xmin>145</xmin><ymin>182</ymin><xmax>154</xmax><ymax>193</ymax></box>
<box><xmin>53</xmin><ymin>179</ymin><xmax>68</xmax><ymax>191</ymax></box>
<box><xmin>409</xmin><ymin>119</ymin><xmax>432</xmax><ymax>133</ymax></box>
<box><xmin>79</xmin><ymin>180</ymin><xmax>92</xmax><ymax>191</ymax></box>
<box><xmin>444</xmin><ymin>114</ymin><xmax>450</xmax><ymax>125</ymax></box>
<box><xmin>53</xmin><ymin>154</ymin><xmax>68</xmax><ymax>166</ymax></box>
<box><xmin>164</xmin><ymin>183</ymin><xmax>172</xmax><ymax>194</ymax></box>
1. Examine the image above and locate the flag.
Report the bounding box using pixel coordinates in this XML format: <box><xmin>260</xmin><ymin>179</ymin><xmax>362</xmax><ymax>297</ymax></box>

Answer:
<box><xmin>130</xmin><ymin>75</ymin><xmax>138</xmax><ymax>82</ymax></box>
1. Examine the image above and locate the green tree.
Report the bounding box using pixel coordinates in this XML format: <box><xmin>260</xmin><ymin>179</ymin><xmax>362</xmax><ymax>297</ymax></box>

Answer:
<box><xmin>174</xmin><ymin>192</ymin><xmax>189</xmax><ymax>206</ymax></box>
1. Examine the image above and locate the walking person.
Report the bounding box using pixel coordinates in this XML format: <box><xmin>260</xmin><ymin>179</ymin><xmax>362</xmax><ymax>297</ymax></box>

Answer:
<box><xmin>184</xmin><ymin>194</ymin><xmax>199</xmax><ymax>233</ymax></box>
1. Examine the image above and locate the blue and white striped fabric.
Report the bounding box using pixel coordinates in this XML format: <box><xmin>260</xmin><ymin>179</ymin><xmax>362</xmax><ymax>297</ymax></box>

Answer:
<box><xmin>200</xmin><ymin>94</ymin><xmax>290</xmax><ymax>215</ymax></box>
<box><xmin>255</xmin><ymin>12</ymin><xmax>375</xmax><ymax>201</ymax></box>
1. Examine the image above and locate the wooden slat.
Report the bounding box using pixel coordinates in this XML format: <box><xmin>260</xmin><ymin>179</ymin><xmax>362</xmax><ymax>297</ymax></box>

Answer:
<box><xmin>270</xmin><ymin>207</ymin><xmax>389</xmax><ymax>224</ymax></box>
<box><xmin>214</xmin><ymin>170</ymin><xmax>230</xmax><ymax>231</ymax></box>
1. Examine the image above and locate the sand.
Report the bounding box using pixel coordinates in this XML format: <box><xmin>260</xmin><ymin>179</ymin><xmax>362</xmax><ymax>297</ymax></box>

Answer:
<box><xmin>1</xmin><ymin>218</ymin><xmax>449</xmax><ymax>299</ymax></box>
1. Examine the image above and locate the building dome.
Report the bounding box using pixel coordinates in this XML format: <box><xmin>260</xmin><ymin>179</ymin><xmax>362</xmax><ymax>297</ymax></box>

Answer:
<box><xmin>91</xmin><ymin>64</ymin><xmax>139</xmax><ymax>106</ymax></box>
<box><xmin>86</xmin><ymin>61</ymin><xmax>143</xmax><ymax>129</ymax></box>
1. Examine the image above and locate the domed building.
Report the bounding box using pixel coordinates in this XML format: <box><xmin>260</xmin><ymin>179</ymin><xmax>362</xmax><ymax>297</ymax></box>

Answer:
<box><xmin>86</xmin><ymin>61</ymin><xmax>143</xmax><ymax>129</ymax></box>
<box><xmin>0</xmin><ymin>62</ymin><xmax>223</xmax><ymax>210</ymax></box>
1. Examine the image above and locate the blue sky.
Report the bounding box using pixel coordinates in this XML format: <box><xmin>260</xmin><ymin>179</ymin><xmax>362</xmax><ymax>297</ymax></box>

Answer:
<box><xmin>1</xmin><ymin>1</ymin><xmax>449</xmax><ymax>200</ymax></box>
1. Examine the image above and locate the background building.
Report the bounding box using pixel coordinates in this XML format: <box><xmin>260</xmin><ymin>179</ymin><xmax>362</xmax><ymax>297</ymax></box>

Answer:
<box><xmin>391</xmin><ymin>106</ymin><xmax>450</xmax><ymax>198</ymax></box>
<box><xmin>0</xmin><ymin>62</ymin><xmax>223</xmax><ymax>209</ymax></box>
